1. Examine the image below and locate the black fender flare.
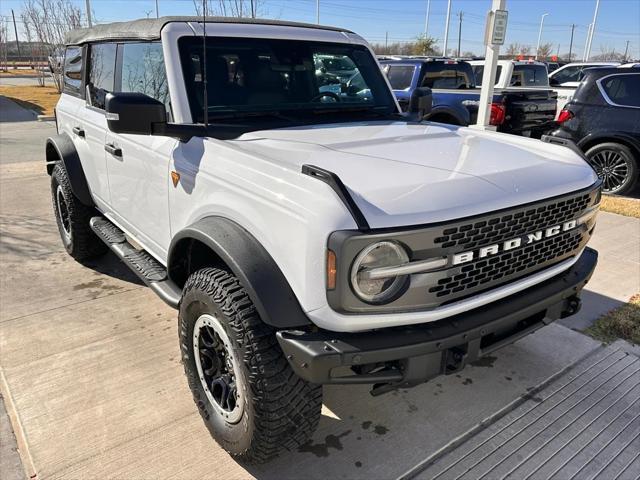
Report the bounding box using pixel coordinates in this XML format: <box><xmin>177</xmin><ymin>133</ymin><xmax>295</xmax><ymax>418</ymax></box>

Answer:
<box><xmin>168</xmin><ymin>216</ymin><xmax>311</xmax><ymax>329</ymax></box>
<box><xmin>426</xmin><ymin>106</ymin><xmax>469</xmax><ymax>126</ymax></box>
<box><xmin>45</xmin><ymin>133</ymin><xmax>94</xmax><ymax>207</ymax></box>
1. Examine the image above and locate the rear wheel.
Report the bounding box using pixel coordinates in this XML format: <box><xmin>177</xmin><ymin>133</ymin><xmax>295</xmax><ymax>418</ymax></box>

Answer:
<box><xmin>585</xmin><ymin>142</ymin><xmax>638</xmax><ymax>195</ymax></box>
<box><xmin>179</xmin><ymin>267</ymin><xmax>322</xmax><ymax>463</ymax></box>
<box><xmin>50</xmin><ymin>164</ymin><xmax>107</xmax><ymax>260</ymax></box>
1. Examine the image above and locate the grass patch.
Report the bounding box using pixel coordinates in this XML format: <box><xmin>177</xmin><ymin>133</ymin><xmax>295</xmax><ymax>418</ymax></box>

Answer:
<box><xmin>600</xmin><ymin>195</ymin><xmax>640</xmax><ymax>218</ymax></box>
<box><xmin>0</xmin><ymin>85</ymin><xmax>59</xmax><ymax>116</ymax></box>
<box><xmin>585</xmin><ymin>294</ymin><xmax>640</xmax><ymax>345</ymax></box>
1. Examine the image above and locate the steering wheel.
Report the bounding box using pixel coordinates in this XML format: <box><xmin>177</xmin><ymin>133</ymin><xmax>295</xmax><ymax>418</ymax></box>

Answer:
<box><xmin>311</xmin><ymin>92</ymin><xmax>341</xmax><ymax>102</ymax></box>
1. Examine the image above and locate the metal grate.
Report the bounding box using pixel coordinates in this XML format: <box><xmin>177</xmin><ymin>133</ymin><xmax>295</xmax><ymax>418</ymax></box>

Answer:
<box><xmin>429</xmin><ymin>229</ymin><xmax>583</xmax><ymax>298</ymax></box>
<box><xmin>433</xmin><ymin>193</ymin><xmax>591</xmax><ymax>250</ymax></box>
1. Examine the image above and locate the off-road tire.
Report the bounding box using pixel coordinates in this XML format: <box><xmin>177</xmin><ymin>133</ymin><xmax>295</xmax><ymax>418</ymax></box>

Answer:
<box><xmin>179</xmin><ymin>267</ymin><xmax>322</xmax><ymax>463</ymax></box>
<box><xmin>585</xmin><ymin>142</ymin><xmax>638</xmax><ymax>195</ymax></box>
<box><xmin>51</xmin><ymin>163</ymin><xmax>107</xmax><ymax>261</ymax></box>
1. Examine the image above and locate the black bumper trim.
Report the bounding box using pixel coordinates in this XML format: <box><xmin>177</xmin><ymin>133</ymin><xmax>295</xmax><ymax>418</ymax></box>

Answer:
<box><xmin>277</xmin><ymin>248</ymin><xmax>598</xmax><ymax>386</ymax></box>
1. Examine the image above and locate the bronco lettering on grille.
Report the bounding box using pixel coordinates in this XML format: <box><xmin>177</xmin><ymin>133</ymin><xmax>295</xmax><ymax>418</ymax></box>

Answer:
<box><xmin>452</xmin><ymin>220</ymin><xmax>578</xmax><ymax>265</ymax></box>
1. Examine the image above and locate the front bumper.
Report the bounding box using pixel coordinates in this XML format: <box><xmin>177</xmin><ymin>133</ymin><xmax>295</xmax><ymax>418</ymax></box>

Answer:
<box><xmin>277</xmin><ymin>248</ymin><xmax>597</xmax><ymax>391</ymax></box>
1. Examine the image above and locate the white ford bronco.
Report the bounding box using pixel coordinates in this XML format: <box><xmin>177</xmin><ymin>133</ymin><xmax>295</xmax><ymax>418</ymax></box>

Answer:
<box><xmin>47</xmin><ymin>17</ymin><xmax>601</xmax><ymax>463</ymax></box>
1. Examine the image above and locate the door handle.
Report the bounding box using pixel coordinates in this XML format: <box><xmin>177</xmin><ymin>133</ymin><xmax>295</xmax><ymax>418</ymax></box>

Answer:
<box><xmin>72</xmin><ymin>126</ymin><xmax>85</xmax><ymax>138</ymax></box>
<box><xmin>104</xmin><ymin>143</ymin><xmax>122</xmax><ymax>157</ymax></box>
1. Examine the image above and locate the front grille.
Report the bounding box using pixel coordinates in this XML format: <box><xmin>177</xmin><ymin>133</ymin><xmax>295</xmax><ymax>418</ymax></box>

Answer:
<box><xmin>433</xmin><ymin>192</ymin><xmax>591</xmax><ymax>250</ymax></box>
<box><xmin>424</xmin><ymin>186</ymin><xmax>600</xmax><ymax>306</ymax></box>
<box><xmin>429</xmin><ymin>229</ymin><xmax>583</xmax><ymax>298</ymax></box>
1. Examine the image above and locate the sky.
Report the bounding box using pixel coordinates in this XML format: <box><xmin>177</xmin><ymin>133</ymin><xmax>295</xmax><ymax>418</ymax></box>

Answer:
<box><xmin>1</xmin><ymin>0</ymin><xmax>639</xmax><ymax>59</ymax></box>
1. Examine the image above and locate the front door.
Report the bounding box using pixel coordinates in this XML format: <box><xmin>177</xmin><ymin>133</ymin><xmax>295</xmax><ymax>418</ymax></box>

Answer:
<box><xmin>104</xmin><ymin>42</ymin><xmax>174</xmax><ymax>259</ymax></box>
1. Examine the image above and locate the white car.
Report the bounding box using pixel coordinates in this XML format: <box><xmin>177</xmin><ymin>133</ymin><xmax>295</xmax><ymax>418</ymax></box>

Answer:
<box><xmin>48</xmin><ymin>17</ymin><xmax>601</xmax><ymax>463</ymax></box>
<box><xmin>549</xmin><ymin>61</ymin><xmax>621</xmax><ymax>87</ymax></box>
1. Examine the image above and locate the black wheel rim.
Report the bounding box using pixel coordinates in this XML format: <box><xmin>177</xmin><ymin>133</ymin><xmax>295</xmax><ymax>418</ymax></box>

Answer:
<box><xmin>193</xmin><ymin>314</ymin><xmax>243</xmax><ymax>423</ymax></box>
<box><xmin>56</xmin><ymin>184</ymin><xmax>71</xmax><ymax>239</ymax></box>
<box><xmin>590</xmin><ymin>150</ymin><xmax>630</xmax><ymax>194</ymax></box>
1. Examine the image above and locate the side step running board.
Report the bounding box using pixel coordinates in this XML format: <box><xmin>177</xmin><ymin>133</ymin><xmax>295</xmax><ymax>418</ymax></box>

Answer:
<box><xmin>90</xmin><ymin>217</ymin><xmax>181</xmax><ymax>309</ymax></box>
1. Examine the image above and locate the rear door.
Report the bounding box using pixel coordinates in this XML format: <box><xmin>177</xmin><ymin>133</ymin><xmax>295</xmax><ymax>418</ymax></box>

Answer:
<box><xmin>76</xmin><ymin>42</ymin><xmax>118</xmax><ymax>206</ymax></box>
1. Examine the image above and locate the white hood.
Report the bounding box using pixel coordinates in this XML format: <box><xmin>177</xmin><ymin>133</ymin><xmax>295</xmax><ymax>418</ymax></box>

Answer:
<box><xmin>230</xmin><ymin>122</ymin><xmax>598</xmax><ymax>228</ymax></box>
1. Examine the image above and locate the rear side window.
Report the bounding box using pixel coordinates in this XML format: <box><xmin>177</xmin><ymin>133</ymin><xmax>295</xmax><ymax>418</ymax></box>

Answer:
<box><xmin>600</xmin><ymin>74</ymin><xmax>640</xmax><ymax>107</ymax></box>
<box><xmin>421</xmin><ymin>62</ymin><xmax>474</xmax><ymax>89</ymax></box>
<box><xmin>511</xmin><ymin>65</ymin><xmax>549</xmax><ymax>87</ymax></box>
<box><xmin>384</xmin><ymin>65</ymin><xmax>415</xmax><ymax>90</ymax></box>
<box><xmin>472</xmin><ymin>65</ymin><xmax>502</xmax><ymax>86</ymax></box>
<box><xmin>63</xmin><ymin>46</ymin><xmax>83</xmax><ymax>96</ymax></box>
<box><xmin>88</xmin><ymin>43</ymin><xmax>117</xmax><ymax>110</ymax></box>
<box><xmin>120</xmin><ymin>42</ymin><xmax>170</xmax><ymax>113</ymax></box>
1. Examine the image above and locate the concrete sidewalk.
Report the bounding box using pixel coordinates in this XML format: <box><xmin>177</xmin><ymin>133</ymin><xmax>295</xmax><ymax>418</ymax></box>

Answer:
<box><xmin>0</xmin><ymin>130</ymin><xmax>638</xmax><ymax>478</ymax></box>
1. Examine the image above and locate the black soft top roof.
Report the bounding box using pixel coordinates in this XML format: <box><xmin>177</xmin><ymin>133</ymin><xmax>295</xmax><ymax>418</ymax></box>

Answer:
<box><xmin>65</xmin><ymin>16</ymin><xmax>353</xmax><ymax>45</ymax></box>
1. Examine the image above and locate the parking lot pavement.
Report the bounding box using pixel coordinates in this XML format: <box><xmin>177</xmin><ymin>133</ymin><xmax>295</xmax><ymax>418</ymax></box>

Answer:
<box><xmin>0</xmin><ymin>124</ymin><xmax>638</xmax><ymax>479</ymax></box>
<box><xmin>0</xmin><ymin>97</ymin><xmax>38</xmax><ymax>123</ymax></box>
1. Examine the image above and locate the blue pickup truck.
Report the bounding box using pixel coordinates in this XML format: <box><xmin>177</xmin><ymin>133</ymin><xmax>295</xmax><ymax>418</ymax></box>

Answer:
<box><xmin>380</xmin><ymin>58</ymin><xmax>558</xmax><ymax>137</ymax></box>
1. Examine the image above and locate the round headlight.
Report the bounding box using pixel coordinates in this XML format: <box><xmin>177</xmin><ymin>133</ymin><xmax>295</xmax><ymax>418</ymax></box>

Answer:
<box><xmin>350</xmin><ymin>241</ymin><xmax>410</xmax><ymax>304</ymax></box>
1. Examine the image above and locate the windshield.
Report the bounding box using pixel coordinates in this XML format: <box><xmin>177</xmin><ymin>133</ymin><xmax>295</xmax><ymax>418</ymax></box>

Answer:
<box><xmin>178</xmin><ymin>37</ymin><xmax>396</xmax><ymax>123</ymax></box>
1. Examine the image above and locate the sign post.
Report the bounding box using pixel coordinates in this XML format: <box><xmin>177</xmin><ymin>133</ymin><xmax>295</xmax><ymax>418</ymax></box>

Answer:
<box><xmin>472</xmin><ymin>0</ymin><xmax>507</xmax><ymax>130</ymax></box>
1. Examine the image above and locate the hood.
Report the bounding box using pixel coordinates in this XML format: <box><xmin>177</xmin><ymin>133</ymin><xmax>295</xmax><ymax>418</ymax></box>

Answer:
<box><xmin>229</xmin><ymin>122</ymin><xmax>598</xmax><ymax>229</ymax></box>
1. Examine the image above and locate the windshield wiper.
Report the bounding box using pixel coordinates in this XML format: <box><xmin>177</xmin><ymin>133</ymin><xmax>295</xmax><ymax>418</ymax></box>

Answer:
<box><xmin>208</xmin><ymin>110</ymin><xmax>298</xmax><ymax>122</ymax></box>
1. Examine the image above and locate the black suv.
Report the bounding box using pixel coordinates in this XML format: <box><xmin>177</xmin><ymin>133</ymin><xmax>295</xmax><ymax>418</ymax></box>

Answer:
<box><xmin>550</xmin><ymin>67</ymin><xmax>640</xmax><ymax>195</ymax></box>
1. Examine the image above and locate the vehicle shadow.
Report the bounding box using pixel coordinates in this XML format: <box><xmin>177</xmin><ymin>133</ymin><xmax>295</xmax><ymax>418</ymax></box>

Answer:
<box><xmin>239</xmin><ymin>320</ymin><xmax>607</xmax><ymax>479</ymax></box>
<box><xmin>82</xmin><ymin>251</ymin><xmax>144</xmax><ymax>286</ymax></box>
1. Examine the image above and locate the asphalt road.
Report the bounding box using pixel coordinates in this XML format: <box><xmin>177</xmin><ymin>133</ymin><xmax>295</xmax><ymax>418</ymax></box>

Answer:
<box><xmin>0</xmin><ymin>113</ymin><xmax>638</xmax><ymax>479</ymax></box>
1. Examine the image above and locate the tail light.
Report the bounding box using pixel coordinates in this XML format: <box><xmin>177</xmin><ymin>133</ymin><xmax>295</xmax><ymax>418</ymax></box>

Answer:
<box><xmin>557</xmin><ymin>109</ymin><xmax>574</xmax><ymax>124</ymax></box>
<box><xmin>489</xmin><ymin>103</ymin><xmax>506</xmax><ymax>126</ymax></box>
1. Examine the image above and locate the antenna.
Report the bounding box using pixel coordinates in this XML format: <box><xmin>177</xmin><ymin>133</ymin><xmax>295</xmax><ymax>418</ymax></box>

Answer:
<box><xmin>202</xmin><ymin>0</ymin><xmax>208</xmax><ymax>127</ymax></box>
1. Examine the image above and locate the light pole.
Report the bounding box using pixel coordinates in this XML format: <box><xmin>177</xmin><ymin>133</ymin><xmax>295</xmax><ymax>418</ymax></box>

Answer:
<box><xmin>583</xmin><ymin>23</ymin><xmax>593</xmax><ymax>61</ymax></box>
<box><xmin>85</xmin><ymin>0</ymin><xmax>92</xmax><ymax>27</ymax></box>
<box><xmin>535</xmin><ymin>13</ymin><xmax>549</xmax><ymax>60</ymax></box>
<box><xmin>316</xmin><ymin>0</ymin><xmax>320</xmax><ymax>24</ymax></box>
<box><xmin>585</xmin><ymin>0</ymin><xmax>600</xmax><ymax>61</ymax></box>
<box><xmin>424</xmin><ymin>0</ymin><xmax>431</xmax><ymax>38</ymax></box>
<box><xmin>443</xmin><ymin>0</ymin><xmax>452</xmax><ymax>56</ymax></box>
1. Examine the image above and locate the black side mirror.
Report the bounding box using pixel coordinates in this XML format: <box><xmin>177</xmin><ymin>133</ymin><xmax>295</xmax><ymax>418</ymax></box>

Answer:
<box><xmin>549</xmin><ymin>77</ymin><xmax>560</xmax><ymax>86</ymax></box>
<box><xmin>105</xmin><ymin>92</ymin><xmax>167</xmax><ymax>135</ymax></box>
<box><xmin>409</xmin><ymin>87</ymin><xmax>432</xmax><ymax>118</ymax></box>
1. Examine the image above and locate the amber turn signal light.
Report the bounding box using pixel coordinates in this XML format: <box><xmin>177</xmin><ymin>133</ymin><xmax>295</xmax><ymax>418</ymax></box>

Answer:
<box><xmin>327</xmin><ymin>250</ymin><xmax>337</xmax><ymax>290</ymax></box>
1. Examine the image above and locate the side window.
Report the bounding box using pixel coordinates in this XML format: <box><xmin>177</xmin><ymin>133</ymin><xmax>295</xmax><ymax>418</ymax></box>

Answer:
<box><xmin>552</xmin><ymin>66</ymin><xmax>580</xmax><ymax>84</ymax></box>
<box><xmin>63</xmin><ymin>46</ymin><xmax>83</xmax><ymax>96</ymax></box>
<box><xmin>120</xmin><ymin>42</ymin><xmax>170</xmax><ymax>113</ymax></box>
<box><xmin>87</xmin><ymin>43</ymin><xmax>117</xmax><ymax>110</ymax></box>
<box><xmin>472</xmin><ymin>65</ymin><xmax>502</xmax><ymax>86</ymax></box>
<box><xmin>385</xmin><ymin>65</ymin><xmax>416</xmax><ymax>90</ymax></box>
<box><xmin>422</xmin><ymin>63</ymin><xmax>474</xmax><ymax>89</ymax></box>
<box><xmin>601</xmin><ymin>74</ymin><xmax>640</xmax><ymax>107</ymax></box>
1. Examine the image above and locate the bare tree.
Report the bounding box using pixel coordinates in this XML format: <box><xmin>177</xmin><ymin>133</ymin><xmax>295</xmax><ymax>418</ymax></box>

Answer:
<box><xmin>591</xmin><ymin>44</ymin><xmax>625</xmax><ymax>61</ymax></box>
<box><xmin>193</xmin><ymin>0</ymin><xmax>266</xmax><ymax>18</ymax></box>
<box><xmin>0</xmin><ymin>20</ymin><xmax>8</xmax><ymax>71</ymax></box>
<box><xmin>561</xmin><ymin>51</ymin><xmax>577</xmax><ymax>62</ymax></box>
<box><xmin>21</xmin><ymin>0</ymin><xmax>83</xmax><ymax>91</ymax></box>
<box><xmin>536</xmin><ymin>42</ymin><xmax>554</xmax><ymax>60</ymax></box>
<box><xmin>505</xmin><ymin>42</ymin><xmax>521</xmax><ymax>58</ymax></box>
<box><xmin>519</xmin><ymin>45</ymin><xmax>532</xmax><ymax>56</ymax></box>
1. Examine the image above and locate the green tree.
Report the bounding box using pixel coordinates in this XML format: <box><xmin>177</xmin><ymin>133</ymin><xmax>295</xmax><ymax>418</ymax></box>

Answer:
<box><xmin>412</xmin><ymin>36</ymin><xmax>439</xmax><ymax>56</ymax></box>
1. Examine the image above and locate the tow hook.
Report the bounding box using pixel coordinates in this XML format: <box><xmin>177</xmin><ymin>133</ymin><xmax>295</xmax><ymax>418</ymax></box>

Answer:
<box><xmin>561</xmin><ymin>296</ymin><xmax>582</xmax><ymax>318</ymax></box>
